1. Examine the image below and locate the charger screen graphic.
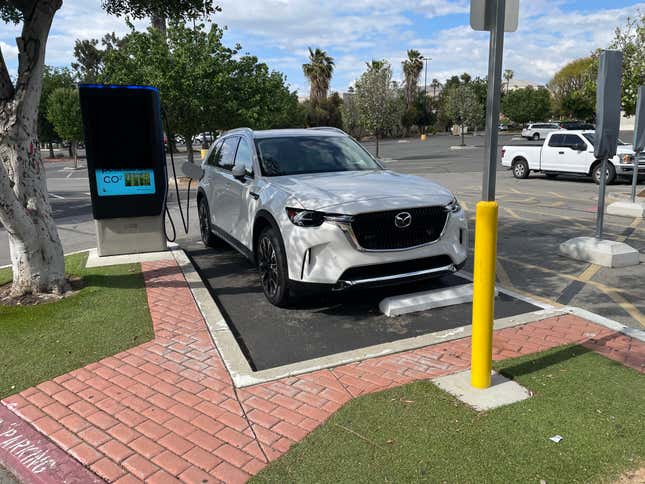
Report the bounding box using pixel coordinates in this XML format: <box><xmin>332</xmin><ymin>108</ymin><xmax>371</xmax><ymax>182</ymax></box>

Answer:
<box><xmin>80</xmin><ymin>84</ymin><xmax>167</xmax><ymax>219</ymax></box>
<box><xmin>96</xmin><ymin>168</ymin><xmax>156</xmax><ymax>196</ymax></box>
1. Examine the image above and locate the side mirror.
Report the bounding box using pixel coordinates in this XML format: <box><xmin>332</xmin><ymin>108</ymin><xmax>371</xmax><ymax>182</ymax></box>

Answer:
<box><xmin>232</xmin><ymin>164</ymin><xmax>247</xmax><ymax>181</ymax></box>
<box><xmin>574</xmin><ymin>143</ymin><xmax>587</xmax><ymax>151</ymax></box>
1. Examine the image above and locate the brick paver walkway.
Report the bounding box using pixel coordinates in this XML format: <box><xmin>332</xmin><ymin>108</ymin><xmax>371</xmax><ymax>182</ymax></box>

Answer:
<box><xmin>2</xmin><ymin>259</ymin><xmax>643</xmax><ymax>483</ymax></box>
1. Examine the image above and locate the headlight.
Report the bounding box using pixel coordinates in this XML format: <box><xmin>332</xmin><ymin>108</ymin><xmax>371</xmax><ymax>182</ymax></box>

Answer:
<box><xmin>285</xmin><ymin>208</ymin><xmax>354</xmax><ymax>227</ymax></box>
<box><xmin>621</xmin><ymin>154</ymin><xmax>635</xmax><ymax>164</ymax></box>
<box><xmin>445</xmin><ymin>198</ymin><xmax>462</xmax><ymax>213</ymax></box>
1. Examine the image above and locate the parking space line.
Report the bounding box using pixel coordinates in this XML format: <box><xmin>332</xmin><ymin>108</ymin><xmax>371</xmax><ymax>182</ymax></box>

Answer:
<box><xmin>578</xmin><ymin>263</ymin><xmax>602</xmax><ymax>282</ymax></box>
<box><xmin>497</xmin><ymin>255</ymin><xmax>645</xmax><ymax>327</ymax></box>
<box><xmin>602</xmin><ymin>289</ymin><xmax>645</xmax><ymax>328</ymax></box>
<box><xmin>503</xmin><ymin>207</ymin><xmax>521</xmax><ymax>219</ymax></box>
<box><xmin>49</xmin><ymin>193</ymin><xmax>64</xmax><ymax>199</ymax></box>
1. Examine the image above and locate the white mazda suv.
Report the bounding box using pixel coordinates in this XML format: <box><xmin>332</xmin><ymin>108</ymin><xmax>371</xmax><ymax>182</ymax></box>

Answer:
<box><xmin>197</xmin><ymin>127</ymin><xmax>468</xmax><ymax>307</ymax></box>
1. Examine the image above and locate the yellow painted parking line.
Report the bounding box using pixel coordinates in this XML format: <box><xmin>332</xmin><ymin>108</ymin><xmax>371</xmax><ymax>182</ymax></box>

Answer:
<box><xmin>503</xmin><ymin>207</ymin><xmax>521</xmax><ymax>219</ymax></box>
<box><xmin>548</xmin><ymin>191</ymin><xmax>566</xmax><ymax>199</ymax></box>
<box><xmin>496</xmin><ymin>255</ymin><xmax>645</xmax><ymax>327</ymax></box>
<box><xmin>603</xmin><ymin>289</ymin><xmax>645</xmax><ymax>328</ymax></box>
<box><xmin>578</xmin><ymin>263</ymin><xmax>602</xmax><ymax>282</ymax></box>
<box><xmin>460</xmin><ymin>201</ymin><xmax>469</xmax><ymax>212</ymax></box>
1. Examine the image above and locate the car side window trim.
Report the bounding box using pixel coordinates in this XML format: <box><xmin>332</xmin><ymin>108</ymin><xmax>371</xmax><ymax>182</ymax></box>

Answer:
<box><xmin>217</xmin><ymin>136</ymin><xmax>240</xmax><ymax>172</ymax></box>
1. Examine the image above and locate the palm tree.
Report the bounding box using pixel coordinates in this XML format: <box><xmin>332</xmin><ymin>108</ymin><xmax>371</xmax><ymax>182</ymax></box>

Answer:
<box><xmin>503</xmin><ymin>69</ymin><xmax>514</xmax><ymax>93</ymax></box>
<box><xmin>431</xmin><ymin>78</ymin><xmax>442</xmax><ymax>99</ymax></box>
<box><xmin>402</xmin><ymin>49</ymin><xmax>424</xmax><ymax>108</ymax></box>
<box><xmin>365</xmin><ymin>59</ymin><xmax>387</xmax><ymax>72</ymax></box>
<box><xmin>302</xmin><ymin>48</ymin><xmax>335</xmax><ymax>104</ymax></box>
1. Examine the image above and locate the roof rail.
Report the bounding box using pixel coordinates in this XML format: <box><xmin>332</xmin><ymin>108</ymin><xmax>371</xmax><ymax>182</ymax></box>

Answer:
<box><xmin>307</xmin><ymin>127</ymin><xmax>348</xmax><ymax>135</ymax></box>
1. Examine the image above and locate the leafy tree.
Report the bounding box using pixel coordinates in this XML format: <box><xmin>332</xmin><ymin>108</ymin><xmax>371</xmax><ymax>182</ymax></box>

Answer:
<box><xmin>608</xmin><ymin>11</ymin><xmax>644</xmax><ymax>115</ymax></box>
<box><xmin>341</xmin><ymin>88</ymin><xmax>362</xmax><ymax>138</ymax></box>
<box><xmin>302</xmin><ymin>48</ymin><xmax>334</xmax><ymax>104</ymax></box>
<box><xmin>72</xmin><ymin>33</ymin><xmax>124</xmax><ymax>82</ymax></box>
<box><xmin>226</xmin><ymin>54</ymin><xmax>303</xmax><ymax>130</ymax></box>
<box><xmin>39</xmin><ymin>66</ymin><xmax>74</xmax><ymax>157</ymax></box>
<box><xmin>46</xmin><ymin>87</ymin><xmax>83</xmax><ymax>168</ymax></box>
<box><xmin>0</xmin><ymin>0</ymin><xmax>215</xmax><ymax>297</ymax></box>
<box><xmin>354</xmin><ymin>62</ymin><xmax>403</xmax><ymax>157</ymax></box>
<box><xmin>547</xmin><ymin>57</ymin><xmax>595</xmax><ymax>117</ymax></box>
<box><xmin>101</xmin><ymin>22</ymin><xmax>234</xmax><ymax>163</ymax></box>
<box><xmin>561</xmin><ymin>90</ymin><xmax>595</xmax><ymax>121</ymax></box>
<box><xmin>444</xmin><ymin>84</ymin><xmax>483</xmax><ymax>146</ymax></box>
<box><xmin>501</xmin><ymin>86</ymin><xmax>552</xmax><ymax>125</ymax></box>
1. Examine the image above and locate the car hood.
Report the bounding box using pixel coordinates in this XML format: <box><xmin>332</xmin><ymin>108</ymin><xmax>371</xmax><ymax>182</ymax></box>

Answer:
<box><xmin>267</xmin><ymin>170</ymin><xmax>455</xmax><ymax>213</ymax></box>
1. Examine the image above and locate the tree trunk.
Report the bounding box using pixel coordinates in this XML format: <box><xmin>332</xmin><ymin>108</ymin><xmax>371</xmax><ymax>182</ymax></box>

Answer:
<box><xmin>375</xmin><ymin>132</ymin><xmax>380</xmax><ymax>158</ymax></box>
<box><xmin>150</xmin><ymin>12</ymin><xmax>167</xmax><ymax>34</ymax></box>
<box><xmin>460</xmin><ymin>124</ymin><xmax>465</xmax><ymax>146</ymax></box>
<box><xmin>185</xmin><ymin>134</ymin><xmax>194</xmax><ymax>163</ymax></box>
<box><xmin>0</xmin><ymin>0</ymin><xmax>67</xmax><ymax>296</ymax></box>
<box><xmin>72</xmin><ymin>141</ymin><xmax>78</xmax><ymax>169</ymax></box>
<box><xmin>47</xmin><ymin>141</ymin><xmax>54</xmax><ymax>158</ymax></box>
<box><xmin>67</xmin><ymin>142</ymin><xmax>72</xmax><ymax>157</ymax></box>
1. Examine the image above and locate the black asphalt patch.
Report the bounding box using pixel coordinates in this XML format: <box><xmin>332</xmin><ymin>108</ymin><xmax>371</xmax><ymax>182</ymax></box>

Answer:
<box><xmin>556</xmin><ymin>280</ymin><xmax>585</xmax><ymax>305</ymax></box>
<box><xmin>185</xmin><ymin>243</ymin><xmax>540</xmax><ymax>371</ymax></box>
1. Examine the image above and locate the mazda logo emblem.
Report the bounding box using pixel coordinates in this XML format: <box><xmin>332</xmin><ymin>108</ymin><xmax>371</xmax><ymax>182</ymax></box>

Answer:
<box><xmin>394</xmin><ymin>211</ymin><xmax>412</xmax><ymax>228</ymax></box>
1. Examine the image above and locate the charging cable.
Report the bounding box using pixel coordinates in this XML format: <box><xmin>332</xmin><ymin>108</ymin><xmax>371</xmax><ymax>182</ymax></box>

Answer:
<box><xmin>161</xmin><ymin>109</ymin><xmax>192</xmax><ymax>242</ymax></box>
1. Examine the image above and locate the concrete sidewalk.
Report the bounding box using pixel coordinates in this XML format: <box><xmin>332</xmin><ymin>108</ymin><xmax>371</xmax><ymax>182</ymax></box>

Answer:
<box><xmin>1</xmin><ymin>258</ymin><xmax>643</xmax><ymax>484</ymax></box>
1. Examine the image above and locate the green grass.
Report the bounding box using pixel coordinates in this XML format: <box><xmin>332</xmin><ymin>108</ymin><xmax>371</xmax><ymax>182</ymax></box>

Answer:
<box><xmin>253</xmin><ymin>346</ymin><xmax>644</xmax><ymax>484</ymax></box>
<box><xmin>0</xmin><ymin>252</ymin><xmax>154</xmax><ymax>399</ymax></box>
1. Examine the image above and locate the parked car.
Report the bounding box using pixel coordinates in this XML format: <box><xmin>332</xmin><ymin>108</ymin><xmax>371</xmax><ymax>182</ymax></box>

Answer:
<box><xmin>195</xmin><ymin>132</ymin><xmax>214</xmax><ymax>144</ymax></box>
<box><xmin>501</xmin><ymin>130</ymin><xmax>643</xmax><ymax>184</ymax></box>
<box><xmin>559</xmin><ymin>121</ymin><xmax>595</xmax><ymax>130</ymax></box>
<box><xmin>521</xmin><ymin>123</ymin><xmax>561</xmax><ymax>141</ymax></box>
<box><xmin>197</xmin><ymin>127</ymin><xmax>468</xmax><ymax>306</ymax></box>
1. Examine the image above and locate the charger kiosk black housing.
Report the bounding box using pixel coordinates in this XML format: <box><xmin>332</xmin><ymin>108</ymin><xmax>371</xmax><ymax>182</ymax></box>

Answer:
<box><xmin>80</xmin><ymin>84</ymin><xmax>168</xmax><ymax>256</ymax></box>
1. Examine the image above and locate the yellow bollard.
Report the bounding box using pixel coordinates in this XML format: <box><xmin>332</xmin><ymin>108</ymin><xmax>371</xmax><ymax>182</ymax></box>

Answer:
<box><xmin>200</xmin><ymin>148</ymin><xmax>208</xmax><ymax>160</ymax></box>
<box><xmin>420</xmin><ymin>134</ymin><xmax>427</xmax><ymax>141</ymax></box>
<box><xmin>471</xmin><ymin>200</ymin><xmax>499</xmax><ymax>389</ymax></box>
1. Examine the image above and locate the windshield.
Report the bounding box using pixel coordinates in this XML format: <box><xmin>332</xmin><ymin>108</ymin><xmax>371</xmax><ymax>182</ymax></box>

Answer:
<box><xmin>254</xmin><ymin>136</ymin><xmax>381</xmax><ymax>176</ymax></box>
<box><xmin>583</xmin><ymin>133</ymin><xmax>627</xmax><ymax>146</ymax></box>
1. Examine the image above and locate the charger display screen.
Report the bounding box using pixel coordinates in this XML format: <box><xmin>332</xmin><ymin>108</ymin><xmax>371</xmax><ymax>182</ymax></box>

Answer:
<box><xmin>95</xmin><ymin>169</ymin><xmax>156</xmax><ymax>196</ymax></box>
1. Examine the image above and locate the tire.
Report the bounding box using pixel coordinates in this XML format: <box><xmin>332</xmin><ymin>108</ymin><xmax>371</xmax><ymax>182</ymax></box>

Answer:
<box><xmin>198</xmin><ymin>198</ymin><xmax>219</xmax><ymax>248</ymax></box>
<box><xmin>512</xmin><ymin>159</ymin><xmax>530</xmax><ymax>179</ymax></box>
<box><xmin>545</xmin><ymin>173</ymin><xmax>558</xmax><ymax>179</ymax></box>
<box><xmin>532</xmin><ymin>133</ymin><xmax>540</xmax><ymax>141</ymax></box>
<box><xmin>256</xmin><ymin>226</ymin><xmax>291</xmax><ymax>307</ymax></box>
<box><xmin>591</xmin><ymin>162</ymin><xmax>616</xmax><ymax>185</ymax></box>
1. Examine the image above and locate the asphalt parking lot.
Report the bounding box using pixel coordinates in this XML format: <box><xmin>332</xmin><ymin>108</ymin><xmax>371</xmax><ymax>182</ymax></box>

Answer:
<box><xmin>1</xmin><ymin>132</ymin><xmax>643</xmax><ymax>330</ymax></box>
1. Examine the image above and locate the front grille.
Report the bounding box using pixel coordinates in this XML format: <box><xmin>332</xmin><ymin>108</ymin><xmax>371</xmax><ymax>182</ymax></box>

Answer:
<box><xmin>339</xmin><ymin>255</ymin><xmax>453</xmax><ymax>282</ymax></box>
<box><xmin>351</xmin><ymin>206</ymin><xmax>448</xmax><ymax>250</ymax></box>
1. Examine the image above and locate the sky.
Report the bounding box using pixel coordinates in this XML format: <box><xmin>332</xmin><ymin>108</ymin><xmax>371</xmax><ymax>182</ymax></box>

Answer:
<box><xmin>1</xmin><ymin>0</ymin><xmax>643</xmax><ymax>95</ymax></box>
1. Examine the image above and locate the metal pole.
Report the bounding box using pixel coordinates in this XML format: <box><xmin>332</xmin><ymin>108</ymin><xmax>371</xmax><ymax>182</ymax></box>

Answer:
<box><xmin>471</xmin><ymin>0</ymin><xmax>506</xmax><ymax>390</ymax></box>
<box><xmin>481</xmin><ymin>0</ymin><xmax>506</xmax><ymax>201</ymax></box>
<box><xmin>424</xmin><ymin>58</ymin><xmax>428</xmax><ymax>97</ymax></box>
<box><xmin>632</xmin><ymin>151</ymin><xmax>641</xmax><ymax>203</ymax></box>
<box><xmin>596</xmin><ymin>157</ymin><xmax>608</xmax><ymax>239</ymax></box>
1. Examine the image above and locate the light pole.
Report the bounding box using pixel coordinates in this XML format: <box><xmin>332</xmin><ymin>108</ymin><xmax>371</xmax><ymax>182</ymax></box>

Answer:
<box><xmin>421</xmin><ymin>56</ymin><xmax>431</xmax><ymax>138</ymax></box>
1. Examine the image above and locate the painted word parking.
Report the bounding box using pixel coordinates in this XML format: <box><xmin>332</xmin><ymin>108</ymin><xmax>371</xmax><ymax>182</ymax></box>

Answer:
<box><xmin>0</xmin><ymin>0</ymin><xmax>644</xmax><ymax>483</ymax></box>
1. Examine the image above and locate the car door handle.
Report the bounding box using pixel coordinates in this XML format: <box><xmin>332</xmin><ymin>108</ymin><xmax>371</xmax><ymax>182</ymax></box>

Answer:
<box><xmin>249</xmin><ymin>191</ymin><xmax>259</xmax><ymax>200</ymax></box>
<box><xmin>558</xmin><ymin>151</ymin><xmax>564</xmax><ymax>154</ymax></box>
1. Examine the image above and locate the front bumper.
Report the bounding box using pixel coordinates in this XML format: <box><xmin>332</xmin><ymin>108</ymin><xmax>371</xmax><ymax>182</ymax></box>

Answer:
<box><xmin>615</xmin><ymin>162</ymin><xmax>645</xmax><ymax>175</ymax></box>
<box><xmin>282</xmin><ymin>208</ymin><xmax>469</xmax><ymax>287</ymax></box>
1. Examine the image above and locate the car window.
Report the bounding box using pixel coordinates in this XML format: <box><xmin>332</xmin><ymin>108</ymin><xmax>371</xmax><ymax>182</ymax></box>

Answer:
<box><xmin>205</xmin><ymin>140</ymin><xmax>223</xmax><ymax>167</ymax></box>
<box><xmin>218</xmin><ymin>137</ymin><xmax>239</xmax><ymax>171</ymax></box>
<box><xmin>564</xmin><ymin>134</ymin><xmax>583</xmax><ymax>148</ymax></box>
<box><xmin>548</xmin><ymin>134</ymin><xmax>566</xmax><ymax>147</ymax></box>
<box><xmin>234</xmin><ymin>138</ymin><xmax>254</xmax><ymax>176</ymax></box>
<box><xmin>255</xmin><ymin>135</ymin><xmax>381</xmax><ymax>176</ymax></box>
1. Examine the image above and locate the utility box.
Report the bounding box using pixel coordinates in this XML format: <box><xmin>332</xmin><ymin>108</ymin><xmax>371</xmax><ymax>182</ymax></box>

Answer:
<box><xmin>80</xmin><ymin>84</ymin><xmax>168</xmax><ymax>256</ymax></box>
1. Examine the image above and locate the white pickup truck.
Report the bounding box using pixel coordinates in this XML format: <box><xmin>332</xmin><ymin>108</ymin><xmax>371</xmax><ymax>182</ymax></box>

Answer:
<box><xmin>501</xmin><ymin>130</ymin><xmax>644</xmax><ymax>184</ymax></box>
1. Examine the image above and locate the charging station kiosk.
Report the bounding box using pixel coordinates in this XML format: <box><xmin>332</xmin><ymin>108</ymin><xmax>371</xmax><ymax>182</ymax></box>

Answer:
<box><xmin>80</xmin><ymin>84</ymin><xmax>168</xmax><ymax>256</ymax></box>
